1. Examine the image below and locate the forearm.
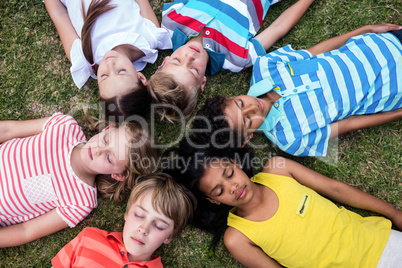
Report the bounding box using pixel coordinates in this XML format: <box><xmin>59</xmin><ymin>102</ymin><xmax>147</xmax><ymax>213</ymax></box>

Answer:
<box><xmin>44</xmin><ymin>0</ymin><xmax>79</xmax><ymax>62</ymax></box>
<box><xmin>255</xmin><ymin>0</ymin><xmax>314</xmax><ymax>51</ymax></box>
<box><xmin>307</xmin><ymin>24</ymin><xmax>402</xmax><ymax>56</ymax></box>
<box><xmin>135</xmin><ymin>0</ymin><xmax>160</xmax><ymax>28</ymax></box>
<box><xmin>329</xmin><ymin>108</ymin><xmax>402</xmax><ymax>139</ymax></box>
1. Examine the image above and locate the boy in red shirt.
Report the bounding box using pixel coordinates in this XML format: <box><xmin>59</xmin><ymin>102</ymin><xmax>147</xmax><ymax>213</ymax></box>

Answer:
<box><xmin>52</xmin><ymin>173</ymin><xmax>196</xmax><ymax>267</ymax></box>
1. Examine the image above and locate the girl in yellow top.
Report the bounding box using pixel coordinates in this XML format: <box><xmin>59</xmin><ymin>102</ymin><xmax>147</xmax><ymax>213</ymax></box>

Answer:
<box><xmin>165</xmin><ymin>144</ymin><xmax>402</xmax><ymax>267</ymax></box>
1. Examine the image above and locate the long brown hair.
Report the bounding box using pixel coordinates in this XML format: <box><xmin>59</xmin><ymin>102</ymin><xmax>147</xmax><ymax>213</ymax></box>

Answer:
<box><xmin>81</xmin><ymin>0</ymin><xmax>116</xmax><ymax>74</ymax></box>
<box><xmin>96</xmin><ymin>121</ymin><xmax>161</xmax><ymax>203</ymax></box>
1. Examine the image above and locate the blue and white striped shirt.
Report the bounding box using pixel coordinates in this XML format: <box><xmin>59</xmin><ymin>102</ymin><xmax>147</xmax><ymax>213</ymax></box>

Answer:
<box><xmin>161</xmin><ymin>0</ymin><xmax>277</xmax><ymax>75</ymax></box>
<box><xmin>248</xmin><ymin>32</ymin><xmax>402</xmax><ymax>156</ymax></box>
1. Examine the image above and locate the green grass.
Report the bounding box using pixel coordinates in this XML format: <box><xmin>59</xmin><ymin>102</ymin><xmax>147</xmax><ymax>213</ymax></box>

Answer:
<box><xmin>1</xmin><ymin>0</ymin><xmax>401</xmax><ymax>267</ymax></box>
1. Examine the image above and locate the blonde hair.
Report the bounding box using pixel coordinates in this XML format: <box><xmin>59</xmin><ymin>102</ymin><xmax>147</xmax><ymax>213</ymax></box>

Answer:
<box><xmin>126</xmin><ymin>173</ymin><xmax>196</xmax><ymax>239</ymax></box>
<box><xmin>147</xmin><ymin>72</ymin><xmax>201</xmax><ymax>122</ymax></box>
<box><xmin>96</xmin><ymin>121</ymin><xmax>160</xmax><ymax>203</ymax></box>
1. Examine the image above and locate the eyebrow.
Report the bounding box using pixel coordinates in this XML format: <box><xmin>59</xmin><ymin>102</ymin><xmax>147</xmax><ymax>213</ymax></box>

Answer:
<box><xmin>135</xmin><ymin>205</ymin><xmax>171</xmax><ymax>225</ymax></box>
<box><xmin>209</xmin><ymin>164</ymin><xmax>228</xmax><ymax>195</ymax></box>
<box><xmin>170</xmin><ymin>60</ymin><xmax>198</xmax><ymax>80</ymax></box>
<box><xmin>233</xmin><ymin>99</ymin><xmax>246</xmax><ymax>130</ymax></box>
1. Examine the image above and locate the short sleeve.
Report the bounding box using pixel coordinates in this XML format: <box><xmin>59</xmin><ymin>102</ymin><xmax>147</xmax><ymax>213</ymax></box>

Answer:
<box><xmin>42</xmin><ymin>113</ymin><xmax>79</xmax><ymax>131</ymax></box>
<box><xmin>266</xmin><ymin>124</ymin><xmax>331</xmax><ymax>157</ymax></box>
<box><xmin>51</xmin><ymin>228</ymin><xmax>87</xmax><ymax>267</ymax></box>
<box><xmin>57</xmin><ymin>204</ymin><xmax>95</xmax><ymax>228</ymax></box>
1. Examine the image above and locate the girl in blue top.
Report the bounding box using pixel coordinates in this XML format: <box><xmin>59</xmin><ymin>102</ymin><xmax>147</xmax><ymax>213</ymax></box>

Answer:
<box><xmin>193</xmin><ymin>24</ymin><xmax>402</xmax><ymax>156</ymax></box>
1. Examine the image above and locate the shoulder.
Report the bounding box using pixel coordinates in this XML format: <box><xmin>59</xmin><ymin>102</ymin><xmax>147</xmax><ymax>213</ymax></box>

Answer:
<box><xmin>224</xmin><ymin>227</ymin><xmax>253</xmax><ymax>249</ymax></box>
<box><xmin>262</xmin><ymin>156</ymin><xmax>292</xmax><ymax>176</ymax></box>
<box><xmin>43</xmin><ymin>113</ymin><xmax>79</xmax><ymax>130</ymax></box>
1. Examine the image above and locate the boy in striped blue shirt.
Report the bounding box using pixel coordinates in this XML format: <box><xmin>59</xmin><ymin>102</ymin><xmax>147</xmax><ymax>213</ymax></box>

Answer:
<box><xmin>147</xmin><ymin>0</ymin><xmax>315</xmax><ymax>122</ymax></box>
<box><xmin>193</xmin><ymin>24</ymin><xmax>402</xmax><ymax>156</ymax></box>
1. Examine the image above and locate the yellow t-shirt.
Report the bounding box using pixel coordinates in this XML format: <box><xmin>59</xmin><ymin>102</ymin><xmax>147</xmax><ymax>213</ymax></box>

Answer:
<box><xmin>227</xmin><ymin>172</ymin><xmax>391</xmax><ymax>268</ymax></box>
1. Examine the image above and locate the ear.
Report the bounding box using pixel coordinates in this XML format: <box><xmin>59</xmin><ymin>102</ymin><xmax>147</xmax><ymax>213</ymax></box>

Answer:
<box><xmin>163</xmin><ymin>236</ymin><xmax>173</xmax><ymax>245</ymax></box>
<box><xmin>241</xmin><ymin>133</ymin><xmax>253</xmax><ymax>148</ymax></box>
<box><xmin>111</xmin><ymin>173</ymin><xmax>125</xmax><ymax>181</ymax></box>
<box><xmin>206</xmin><ymin>197</ymin><xmax>221</xmax><ymax>205</ymax></box>
<box><xmin>158</xmin><ymin>56</ymin><xmax>169</xmax><ymax>69</ymax></box>
<box><xmin>200</xmin><ymin>76</ymin><xmax>207</xmax><ymax>93</ymax></box>
<box><xmin>137</xmin><ymin>72</ymin><xmax>148</xmax><ymax>87</ymax></box>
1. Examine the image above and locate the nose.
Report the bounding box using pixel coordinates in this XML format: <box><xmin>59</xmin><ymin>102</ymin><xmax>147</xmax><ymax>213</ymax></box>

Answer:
<box><xmin>230</xmin><ymin>182</ymin><xmax>238</xmax><ymax>195</ymax></box>
<box><xmin>242</xmin><ymin>104</ymin><xmax>258</xmax><ymax>115</ymax></box>
<box><xmin>184</xmin><ymin>52</ymin><xmax>196</xmax><ymax>64</ymax></box>
<box><xmin>94</xmin><ymin>146</ymin><xmax>107</xmax><ymax>156</ymax></box>
<box><xmin>137</xmin><ymin>223</ymin><xmax>149</xmax><ymax>236</ymax></box>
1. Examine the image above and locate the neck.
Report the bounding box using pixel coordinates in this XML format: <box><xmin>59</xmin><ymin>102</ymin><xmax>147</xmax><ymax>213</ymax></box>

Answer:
<box><xmin>236</xmin><ymin>182</ymin><xmax>265</xmax><ymax>217</ymax></box>
<box><xmin>258</xmin><ymin>90</ymin><xmax>281</xmax><ymax>114</ymax></box>
<box><xmin>112</xmin><ymin>44</ymin><xmax>145</xmax><ymax>62</ymax></box>
<box><xmin>70</xmin><ymin>144</ymin><xmax>96</xmax><ymax>187</ymax></box>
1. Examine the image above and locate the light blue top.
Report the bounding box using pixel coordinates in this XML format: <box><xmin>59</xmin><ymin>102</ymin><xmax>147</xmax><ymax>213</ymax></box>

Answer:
<box><xmin>248</xmin><ymin>32</ymin><xmax>402</xmax><ymax>156</ymax></box>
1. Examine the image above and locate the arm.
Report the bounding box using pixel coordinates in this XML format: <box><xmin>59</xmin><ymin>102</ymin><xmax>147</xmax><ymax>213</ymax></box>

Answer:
<box><xmin>135</xmin><ymin>0</ymin><xmax>160</xmax><ymax>28</ymax></box>
<box><xmin>263</xmin><ymin>156</ymin><xmax>402</xmax><ymax>230</ymax></box>
<box><xmin>224</xmin><ymin>227</ymin><xmax>283</xmax><ymax>268</ymax></box>
<box><xmin>0</xmin><ymin>117</ymin><xmax>49</xmax><ymax>143</ymax></box>
<box><xmin>329</xmin><ymin>108</ymin><xmax>402</xmax><ymax>139</ymax></box>
<box><xmin>44</xmin><ymin>0</ymin><xmax>80</xmax><ymax>62</ymax></box>
<box><xmin>0</xmin><ymin>209</ymin><xmax>69</xmax><ymax>247</ymax></box>
<box><xmin>307</xmin><ymin>24</ymin><xmax>402</xmax><ymax>56</ymax></box>
<box><xmin>255</xmin><ymin>0</ymin><xmax>315</xmax><ymax>51</ymax></box>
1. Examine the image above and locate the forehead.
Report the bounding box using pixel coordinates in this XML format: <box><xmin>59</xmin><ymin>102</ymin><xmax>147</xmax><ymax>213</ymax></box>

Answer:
<box><xmin>199</xmin><ymin>160</ymin><xmax>229</xmax><ymax>187</ymax></box>
<box><xmin>223</xmin><ymin>98</ymin><xmax>243</xmax><ymax>132</ymax></box>
<box><xmin>162</xmin><ymin>64</ymin><xmax>199</xmax><ymax>89</ymax></box>
<box><xmin>99</xmin><ymin>75</ymin><xmax>138</xmax><ymax>99</ymax></box>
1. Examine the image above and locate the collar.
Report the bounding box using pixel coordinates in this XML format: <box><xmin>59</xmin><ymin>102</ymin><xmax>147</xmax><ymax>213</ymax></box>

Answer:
<box><xmin>171</xmin><ymin>28</ymin><xmax>225</xmax><ymax>75</ymax></box>
<box><xmin>106</xmin><ymin>232</ymin><xmax>163</xmax><ymax>268</ymax></box>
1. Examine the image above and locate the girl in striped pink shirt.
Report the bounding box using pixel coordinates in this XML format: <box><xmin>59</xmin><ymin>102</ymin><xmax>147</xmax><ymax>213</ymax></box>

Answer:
<box><xmin>0</xmin><ymin>113</ymin><xmax>159</xmax><ymax>247</ymax></box>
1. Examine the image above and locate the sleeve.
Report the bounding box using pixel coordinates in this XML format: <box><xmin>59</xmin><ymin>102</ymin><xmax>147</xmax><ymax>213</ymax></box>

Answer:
<box><xmin>266</xmin><ymin>124</ymin><xmax>331</xmax><ymax>157</ymax></box>
<box><xmin>42</xmin><ymin>113</ymin><xmax>78</xmax><ymax>131</ymax></box>
<box><xmin>51</xmin><ymin>228</ymin><xmax>89</xmax><ymax>267</ymax></box>
<box><xmin>57</xmin><ymin>204</ymin><xmax>95</xmax><ymax>228</ymax></box>
<box><xmin>69</xmin><ymin>38</ymin><xmax>95</xmax><ymax>88</ymax></box>
<box><xmin>267</xmin><ymin>45</ymin><xmax>313</xmax><ymax>63</ymax></box>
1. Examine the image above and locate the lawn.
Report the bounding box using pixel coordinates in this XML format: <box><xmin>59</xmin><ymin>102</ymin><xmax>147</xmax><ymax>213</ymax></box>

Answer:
<box><xmin>0</xmin><ymin>0</ymin><xmax>401</xmax><ymax>267</ymax></box>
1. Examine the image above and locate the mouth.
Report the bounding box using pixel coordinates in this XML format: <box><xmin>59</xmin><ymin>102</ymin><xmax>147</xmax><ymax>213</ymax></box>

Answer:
<box><xmin>189</xmin><ymin>45</ymin><xmax>200</xmax><ymax>53</ymax></box>
<box><xmin>105</xmin><ymin>56</ymin><xmax>115</xmax><ymax>60</ymax></box>
<box><xmin>88</xmin><ymin>147</ymin><xmax>93</xmax><ymax>160</ymax></box>
<box><xmin>257</xmin><ymin>100</ymin><xmax>264</xmax><ymax>113</ymax></box>
<box><xmin>237</xmin><ymin>186</ymin><xmax>246</xmax><ymax>200</ymax></box>
<box><xmin>131</xmin><ymin>237</ymin><xmax>145</xmax><ymax>245</ymax></box>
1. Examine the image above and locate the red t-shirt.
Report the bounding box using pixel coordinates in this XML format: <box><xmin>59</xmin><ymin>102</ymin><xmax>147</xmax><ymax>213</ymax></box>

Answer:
<box><xmin>52</xmin><ymin>227</ymin><xmax>163</xmax><ymax>268</ymax></box>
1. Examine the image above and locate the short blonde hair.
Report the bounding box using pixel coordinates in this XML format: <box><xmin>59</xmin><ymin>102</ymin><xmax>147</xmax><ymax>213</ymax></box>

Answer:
<box><xmin>125</xmin><ymin>173</ymin><xmax>196</xmax><ymax>239</ymax></box>
<box><xmin>96</xmin><ymin>121</ymin><xmax>161</xmax><ymax>203</ymax></box>
<box><xmin>147</xmin><ymin>71</ymin><xmax>201</xmax><ymax>122</ymax></box>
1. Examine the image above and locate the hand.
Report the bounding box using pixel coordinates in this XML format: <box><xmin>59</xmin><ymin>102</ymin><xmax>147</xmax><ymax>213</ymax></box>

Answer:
<box><xmin>365</xmin><ymin>24</ymin><xmax>402</xmax><ymax>34</ymax></box>
<box><xmin>389</xmin><ymin>208</ymin><xmax>402</xmax><ymax>231</ymax></box>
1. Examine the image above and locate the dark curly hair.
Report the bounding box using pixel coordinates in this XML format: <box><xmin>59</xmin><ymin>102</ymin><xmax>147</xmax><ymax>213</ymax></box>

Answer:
<box><xmin>163</xmin><ymin>138</ymin><xmax>254</xmax><ymax>249</ymax></box>
<box><xmin>190</xmin><ymin>95</ymin><xmax>244</xmax><ymax>150</ymax></box>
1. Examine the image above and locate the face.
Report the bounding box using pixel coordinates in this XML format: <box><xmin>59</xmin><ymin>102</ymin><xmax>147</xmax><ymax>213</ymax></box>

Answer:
<box><xmin>123</xmin><ymin>190</ymin><xmax>174</xmax><ymax>262</ymax></box>
<box><xmin>223</xmin><ymin>95</ymin><xmax>269</xmax><ymax>136</ymax></box>
<box><xmin>97</xmin><ymin>50</ymin><xmax>147</xmax><ymax>99</ymax></box>
<box><xmin>159</xmin><ymin>39</ymin><xmax>208</xmax><ymax>93</ymax></box>
<box><xmin>82</xmin><ymin>126</ymin><xmax>131</xmax><ymax>179</ymax></box>
<box><xmin>199</xmin><ymin>159</ymin><xmax>254</xmax><ymax>207</ymax></box>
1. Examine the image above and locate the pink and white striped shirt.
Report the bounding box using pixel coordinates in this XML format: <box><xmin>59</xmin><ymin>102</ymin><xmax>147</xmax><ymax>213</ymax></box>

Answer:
<box><xmin>0</xmin><ymin>113</ymin><xmax>97</xmax><ymax>228</ymax></box>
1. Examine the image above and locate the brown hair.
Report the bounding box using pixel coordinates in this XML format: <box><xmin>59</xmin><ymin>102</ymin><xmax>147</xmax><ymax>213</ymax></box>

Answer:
<box><xmin>100</xmin><ymin>80</ymin><xmax>150</xmax><ymax>121</ymax></box>
<box><xmin>125</xmin><ymin>173</ymin><xmax>196</xmax><ymax>239</ymax></box>
<box><xmin>81</xmin><ymin>0</ymin><xmax>116</xmax><ymax>74</ymax></box>
<box><xmin>147</xmin><ymin>72</ymin><xmax>201</xmax><ymax>122</ymax></box>
<box><xmin>96</xmin><ymin>121</ymin><xmax>161</xmax><ymax>203</ymax></box>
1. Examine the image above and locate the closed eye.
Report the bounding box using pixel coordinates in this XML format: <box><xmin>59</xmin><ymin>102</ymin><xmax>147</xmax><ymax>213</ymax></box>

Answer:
<box><xmin>173</xmin><ymin>57</ymin><xmax>181</xmax><ymax>63</ymax></box>
<box><xmin>118</xmin><ymin>69</ymin><xmax>126</xmax><ymax>73</ymax></box>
